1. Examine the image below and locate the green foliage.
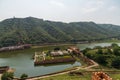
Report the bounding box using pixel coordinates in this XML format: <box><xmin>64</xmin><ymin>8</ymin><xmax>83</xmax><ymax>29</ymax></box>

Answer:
<box><xmin>20</xmin><ymin>73</ymin><xmax>28</xmax><ymax>80</ymax></box>
<box><xmin>95</xmin><ymin>55</ymin><xmax>108</xmax><ymax>65</ymax></box>
<box><xmin>111</xmin><ymin>43</ymin><xmax>119</xmax><ymax>48</ymax></box>
<box><xmin>96</xmin><ymin>49</ymin><xmax>103</xmax><ymax>54</ymax></box>
<box><xmin>111</xmin><ymin>56</ymin><xmax>120</xmax><ymax>69</ymax></box>
<box><xmin>39</xmin><ymin>73</ymin><xmax>91</xmax><ymax>80</ymax></box>
<box><xmin>85</xmin><ymin>52</ymin><xmax>96</xmax><ymax>59</ymax></box>
<box><xmin>84</xmin><ymin>43</ymin><xmax>120</xmax><ymax>69</ymax></box>
<box><xmin>0</xmin><ymin>17</ymin><xmax>120</xmax><ymax>47</ymax></box>
<box><xmin>46</xmin><ymin>50</ymin><xmax>51</xmax><ymax>56</ymax></box>
<box><xmin>54</xmin><ymin>47</ymin><xmax>60</xmax><ymax>51</ymax></box>
<box><xmin>82</xmin><ymin>48</ymin><xmax>91</xmax><ymax>55</ymax></box>
<box><xmin>113</xmin><ymin>47</ymin><xmax>120</xmax><ymax>56</ymax></box>
<box><xmin>1</xmin><ymin>72</ymin><xmax>14</xmax><ymax>80</ymax></box>
<box><xmin>107</xmin><ymin>48</ymin><xmax>113</xmax><ymax>54</ymax></box>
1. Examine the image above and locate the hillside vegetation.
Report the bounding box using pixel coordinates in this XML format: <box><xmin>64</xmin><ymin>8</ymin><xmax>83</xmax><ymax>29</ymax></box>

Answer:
<box><xmin>0</xmin><ymin>17</ymin><xmax>120</xmax><ymax>47</ymax></box>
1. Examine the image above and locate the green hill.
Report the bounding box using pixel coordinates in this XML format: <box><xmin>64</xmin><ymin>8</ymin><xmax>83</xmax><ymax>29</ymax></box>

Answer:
<box><xmin>0</xmin><ymin>17</ymin><xmax>120</xmax><ymax>47</ymax></box>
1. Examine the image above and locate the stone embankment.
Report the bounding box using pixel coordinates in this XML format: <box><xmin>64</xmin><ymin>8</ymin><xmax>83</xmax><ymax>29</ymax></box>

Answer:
<box><xmin>34</xmin><ymin>57</ymin><xmax>76</xmax><ymax>65</ymax></box>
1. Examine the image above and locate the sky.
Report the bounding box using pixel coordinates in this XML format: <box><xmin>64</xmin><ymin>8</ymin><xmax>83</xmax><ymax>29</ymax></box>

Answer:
<box><xmin>0</xmin><ymin>0</ymin><xmax>120</xmax><ymax>25</ymax></box>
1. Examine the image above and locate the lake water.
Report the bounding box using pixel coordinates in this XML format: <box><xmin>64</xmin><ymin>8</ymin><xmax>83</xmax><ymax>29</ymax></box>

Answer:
<box><xmin>0</xmin><ymin>42</ymin><xmax>119</xmax><ymax>77</ymax></box>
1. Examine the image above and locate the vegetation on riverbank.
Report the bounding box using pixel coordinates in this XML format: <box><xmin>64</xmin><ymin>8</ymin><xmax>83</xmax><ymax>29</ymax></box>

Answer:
<box><xmin>83</xmin><ymin>43</ymin><xmax>120</xmax><ymax>69</ymax></box>
<box><xmin>1</xmin><ymin>72</ymin><xmax>14</xmax><ymax>80</ymax></box>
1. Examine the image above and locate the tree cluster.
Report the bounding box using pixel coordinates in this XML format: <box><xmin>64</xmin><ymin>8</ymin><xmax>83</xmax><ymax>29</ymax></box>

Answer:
<box><xmin>84</xmin><ymin>43</ymin><xmax>120</xmax><ymax>69</ymax></box>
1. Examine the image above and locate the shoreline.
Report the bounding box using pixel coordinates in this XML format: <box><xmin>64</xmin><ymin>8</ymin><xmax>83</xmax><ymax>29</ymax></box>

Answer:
<box><xmin>25</xmin><ymin>57</ymin><xmax>99</xmax><ymax>80</ymax></box>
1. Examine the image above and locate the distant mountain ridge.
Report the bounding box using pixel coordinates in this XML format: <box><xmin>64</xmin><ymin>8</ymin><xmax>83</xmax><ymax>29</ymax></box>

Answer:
<box><xmin>0</xmin><ymin>17</ymin><xmax>120</xmax><ymax>47</ymax></box>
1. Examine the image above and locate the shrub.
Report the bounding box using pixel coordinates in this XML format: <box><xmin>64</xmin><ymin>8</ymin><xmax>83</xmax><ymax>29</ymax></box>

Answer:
<box><xmin>20</xmin><ymin>73</ymin><xmax>28</xmax><ymax>80</ymax></box>
<box><xmin>1</xmin><ymin>72</ymin><xmax>14</xmax><ymax>80</ymax></box>
<box><xmin>111</xmin><ymin>56</ymin><xmax>120</xmax><ymax>69</ymax></box>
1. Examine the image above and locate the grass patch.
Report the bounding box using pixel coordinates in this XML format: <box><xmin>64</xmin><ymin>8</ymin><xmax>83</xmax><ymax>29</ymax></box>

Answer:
<box><xmin>110</xmin><ymin>73</ymin><xmax>120</xmax><ymax>80</ymax></box>
<box><xmin>36</xmin><ymin>71</ymin><xmax>120</xmax><ymax>80</ymax></box>
<box><xmin>37</xmin><ymin>73</ymin><xmax>91</xmax><ymax>80</ymax></box>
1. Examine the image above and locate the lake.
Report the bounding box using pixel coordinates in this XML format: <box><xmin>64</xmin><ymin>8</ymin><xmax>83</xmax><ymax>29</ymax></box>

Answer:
<box><xmin>0</xmin><ymin>42</ymin><xmax>119</xmax><ymax>77</ymax></box>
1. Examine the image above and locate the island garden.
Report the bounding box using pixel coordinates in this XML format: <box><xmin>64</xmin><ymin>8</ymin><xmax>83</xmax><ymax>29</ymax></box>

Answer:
<box><xmin>33</xmin><ymin>47</ymin><xmax>82</xmax><ymax>66</ymax></box>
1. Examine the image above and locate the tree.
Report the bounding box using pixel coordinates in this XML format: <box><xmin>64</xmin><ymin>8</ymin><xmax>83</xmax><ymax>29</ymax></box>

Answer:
<box><xmin>107</xmin><ymin>48</ymin><xmax>113</xmax><ymax>54</ymax></box>
<box><xmin>95</xmin><ymin>55</ymin><xmax>107</xmax><ymax>65</ymax></box>
<box><xmin>111</xmin><ymin>43</ymin><xmax>119</xmax><ymax>48</ymax></box>
<box><xmin>54</xmin><ymin>47</ymin><xmax>60</xmax><ymax>51</ymax></box>
<box><xmin>46</xmin><ymin>50</ymin><xmax>51</xmax><ymax>56</ymax></box>
<box><xmin>1</xmin><ymin>72</ymin><xmax>14</xmax><ymax>80</ymax></box>
<box><xmin>82</xmin><ymin>48</ymin><xmax>91</xmax><ymax>55</ymax></box>
<box><xmin>97</xmin><ymin>49</ymin><xmax>103</xmax><ymax>54</ymax></box>
<box><xmin>113</xmin><ymin>47</ymin><xmax>120</xmax><ymax>56</ymax></box>
<box><xmin>111</xmin><ymin>56</ymin><xmax>120</xmax><ymax>69</ymax></box>
<box><xmin>20</xmin><ymin>73</ymin><xmax>28</xmax><ymax>80</ymax></box>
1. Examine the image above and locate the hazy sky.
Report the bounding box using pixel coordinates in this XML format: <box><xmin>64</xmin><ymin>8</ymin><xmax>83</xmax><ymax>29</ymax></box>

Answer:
<box><xmin>0</xmin><ymin>0</ymin><xmax>120</xmax><ymax>25</ymax></box>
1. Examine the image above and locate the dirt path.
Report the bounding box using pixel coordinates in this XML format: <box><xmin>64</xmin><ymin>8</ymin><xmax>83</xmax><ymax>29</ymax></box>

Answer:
<box><xmin>0</xmin><ymin>74</ymin><xmax>2</xmax><ymax>80</ymax></box>
<box><xmin>26</xmin><ymin>59</ymin><xmax>99</xmax><ymax>80</ymax></box>
<box><xmin>84</xmin><ymin>60</ymin><xmax>99</xmax><ymax>70</ymax></box>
